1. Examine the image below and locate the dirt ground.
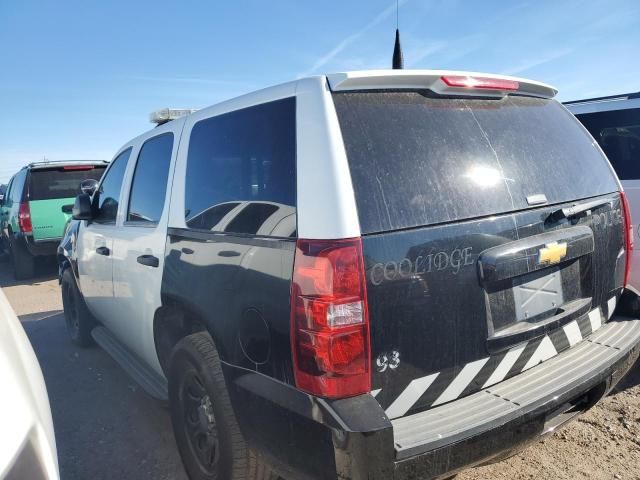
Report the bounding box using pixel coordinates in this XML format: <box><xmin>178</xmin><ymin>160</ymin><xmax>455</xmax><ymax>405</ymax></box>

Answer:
<box><xmin>459</xmin><ymin>361</ymin><xmax>640</xmax><ymax>480</ymax></box>
<box><xmin>2</xmin><ymin>257</ymin><xmax>639</xmax><ymax>479</ymax></box>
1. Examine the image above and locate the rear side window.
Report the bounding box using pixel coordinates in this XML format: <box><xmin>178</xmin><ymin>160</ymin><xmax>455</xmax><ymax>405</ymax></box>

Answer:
<box><xmin>95</xmin><ymin>149</ymin><xmax>132</xmax><ymax>223</ymax></box>
<box><xmin>575</xmin><ymin>108</ymin><xmax>640</xmax><ymax>180</ymax></box>
<box><xmin>127</xmin><ymin>133</ymin><xmax>174</xmax><ymax>223</ymax></box>
<box><xmin>9</xmin><ymin>170</ymin><xmax>26</xmax><ymax>203</ymax></box>
<box><xmin>333</xmin><ymin>92</ymin><xmax>619</xmax><ymax>234</ymax></box>
<box><xmin>28</xmin><ymin>166</ymin><xmax>106</xmax><ymax>201</ymax></box>
<box><xmin>184</xmin><ymin>97</ymin><xmax>296</xmax><ymax>236</ymax></box>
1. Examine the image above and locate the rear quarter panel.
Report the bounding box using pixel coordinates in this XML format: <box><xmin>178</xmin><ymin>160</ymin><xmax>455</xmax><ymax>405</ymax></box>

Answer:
<box><xmin>29</xmin><ymin>198</ymin><xmax>73</xmax><ymax>241</ymax></box>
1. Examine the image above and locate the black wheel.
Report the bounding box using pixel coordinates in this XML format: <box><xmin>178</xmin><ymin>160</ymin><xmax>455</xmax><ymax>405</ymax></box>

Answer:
<box><xmin>9</xmin><ymin>237</ymin><xmax>35</xmax><ymax>280</ymax></box>
<box><xmin>168</xmin><ymin>332</ymin><xmax>276</xmax><ymax>480</ymax></box>
<box><xmin>61</xmin><ymin>268</ymin><xmax>95</xmax><ymax>347</ymax></box>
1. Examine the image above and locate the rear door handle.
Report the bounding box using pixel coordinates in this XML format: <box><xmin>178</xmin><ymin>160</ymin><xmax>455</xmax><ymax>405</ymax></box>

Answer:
<box><xmin>96</xmin><ymin>246</ymin><xmax>110</xmax><ymax>256</ymax></box>
<box><xmin>137</xmin><ymin>254</ymin><xmax>159</xmax><ymax>268</ymax></box>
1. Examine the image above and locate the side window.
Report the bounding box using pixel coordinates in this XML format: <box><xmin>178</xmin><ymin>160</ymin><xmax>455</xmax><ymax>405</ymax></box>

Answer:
<box><xmin>127</xmin><ymin>133</ymin><xmax>174</xmax><ymax>224</ymax></box>
<box><xmin>3</xmin><ymin>178</ymin><xmax>14</xmax><ymax>205</ymax></box>
<box><xmin>577</xmin><ymin>108</ymin><xmax>640</xmax><ymax>180</ymax></box>
<box><xmin>184</xmin><ymin>97</ymin><xmax>296</xmax><ymax>236</ymax></box>
<box><xmin>10</xmin><ymin>170</ymin><xmax>26</xmax><ymax>204</ymax></box>
<box><xmin>95</xmin><ymin>148</ymin><xmax>132</xmax><ymax>223</ymax></box>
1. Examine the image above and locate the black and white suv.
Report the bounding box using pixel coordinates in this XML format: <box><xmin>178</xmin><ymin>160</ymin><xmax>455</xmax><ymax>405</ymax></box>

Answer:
<box><xmin>58</xmin><ymin>70</ymin><xmax>640</xmax><ymax>480</ymax></box>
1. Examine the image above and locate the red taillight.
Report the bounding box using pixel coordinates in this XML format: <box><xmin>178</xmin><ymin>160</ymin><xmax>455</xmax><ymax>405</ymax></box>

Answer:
<box><xmin>290</xmin><ymin>238</ymin><xmax>371</xmax><ymax>398</ymax></box>
<box><xmin>621</xmin><ymin>191</ymin><xmax>633</xmax><ymax>287</ymax></box>
<box><xmin>18</xmin><ymin>202</ymin><xmax>32</xmax><ymax>234</ymax></box>
<box><xmin>441</xmin><ymin>75</ymin><xmax>519</xmax><ymax>91</ymax></box>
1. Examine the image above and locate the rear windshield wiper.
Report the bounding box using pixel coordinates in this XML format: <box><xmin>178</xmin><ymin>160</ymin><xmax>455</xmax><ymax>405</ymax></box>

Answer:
<box><xmin>547</xmin><ymin>198</ymin><xmax>612</xmax><ymax>223</ymax></box>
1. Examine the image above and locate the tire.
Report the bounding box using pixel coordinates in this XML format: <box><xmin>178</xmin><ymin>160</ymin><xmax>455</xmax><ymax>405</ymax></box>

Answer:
<box><xmin>10</xmin><ymin>237</ymin><xmax>35</xmax><ymax>280</ymax></box>
<box><xmin>168</xmin><ymin>332</ymin><xmax>276</xmax><ymax>480</ymax></box>
<box><xmin>61</xmin><ymin>268</ymin><xmax>95</xmax><ymax>347</ymax></box>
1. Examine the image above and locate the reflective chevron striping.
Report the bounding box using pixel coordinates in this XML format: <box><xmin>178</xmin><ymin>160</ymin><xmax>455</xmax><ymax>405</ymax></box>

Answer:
<box><xmin>372</xmin><ymin>300</ymin><xmax>616</xmax><ymax>419</ymax></box>
<box><xmin>522</xmin><ymin>336</ymin><xmax>557</xmax><ymax>371</ymax></box>
<box><xmin>385</xmin><ymin>373</ymin><xmax>439</xmax><ymax>420</ymax></box>
<box><xmin>563</xmin><ymin>320</ymin><xmax>583</xmax><ymax>347</ymax></box>
<box><xmin>432</xmin><ymin>358</ymin><xmax>489</xmax><ymax>406</ymax></box>
<box><xmin>589</xmin><ymin>308</ymin><xmax>602</xmax><ymax>333</ymax></box>
<box><xmin>482</xmin><ymin>343</ymin><xmax>527</xmax><ymax>389</ymax></box>
<box><xmin>607</xmin><ymin>297</ymin><xmax>617</xmax><ymax>319</ymax></box>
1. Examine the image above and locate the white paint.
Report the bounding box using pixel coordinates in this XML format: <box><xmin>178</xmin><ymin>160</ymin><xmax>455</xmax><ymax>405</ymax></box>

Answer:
<box><xmin>563</xmin><ymin>320</ymin><xmax>583</xmax><ymax>347</ymax></box>
<box><xmin>607</xmin><ymin>296</ymin><xmax>617</xmax><ymax>319</ymax></box>
<box><xmin>523</xmin><ymin>336</ymin><xmax>558</xmax><ymax>371</ymax></box>
<box><xmin>588</xmin><ymin>308</ymin><xmax>603</xmax><ymax>333</ymax></box>
<box><xmin>432</xmin><ymin>357</ymin><xmax>490</xmax><ymax>407</ymax></box>
<box><xmin>385</xmin><ymin>373</ymin><xmax>439</xmax><ymax>420</ymax></box>
<box><xmin>482</xmin><ymin>343</ymin><xmax>527</xmax><ymax>389</ymax></box>
<box><xmin>370</xmin><ymin>389</ymin><xmax>381</xmax><ymax>398</ymax></box>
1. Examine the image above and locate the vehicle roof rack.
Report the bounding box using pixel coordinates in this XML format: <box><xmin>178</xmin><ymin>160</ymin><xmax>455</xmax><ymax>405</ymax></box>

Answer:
<box><xmin>564</xmin><ymin>91</ymin><xmax>640</xmax><ymax>105</ymax></box>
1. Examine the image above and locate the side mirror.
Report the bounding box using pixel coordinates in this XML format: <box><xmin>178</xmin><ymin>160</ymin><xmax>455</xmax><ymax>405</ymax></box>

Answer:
<box><xmin>72</xmin><ymin>194</ymin><xmax>93</xmax><ymax>221</ymax></box>
<box><xmin>61</xmin><ymin>204</ymin><xmax>73</xmax><ymax>214</ymax></box>
<box><xmin>80</xmin><ymin>179</ymin><xmax>99</xmax><ymax>196</ymax></box>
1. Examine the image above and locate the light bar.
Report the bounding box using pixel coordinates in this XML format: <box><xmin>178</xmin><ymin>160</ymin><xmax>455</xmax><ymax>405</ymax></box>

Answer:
<box><xmin>441</xmin><ymin>75</ymin><xmax>519</xmax><ymax>91</ymax></box>
<box><xmin>150</xmin><ymin>108</ymin><xmax>198</xmax><ymax>125</ymax></box>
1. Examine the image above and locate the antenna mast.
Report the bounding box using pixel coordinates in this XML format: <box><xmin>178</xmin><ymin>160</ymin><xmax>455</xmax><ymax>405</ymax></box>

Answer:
<box><xmin>392</xmin><ymin>0</ymin><xmax>404</xmax><ymax>69</ymax></box>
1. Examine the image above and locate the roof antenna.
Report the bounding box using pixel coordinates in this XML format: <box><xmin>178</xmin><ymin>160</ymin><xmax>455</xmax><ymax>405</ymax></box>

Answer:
<box><xmin>392</xmin><ymin>0</ymin><xmax>404</xmax><ymax>69</ymax></box>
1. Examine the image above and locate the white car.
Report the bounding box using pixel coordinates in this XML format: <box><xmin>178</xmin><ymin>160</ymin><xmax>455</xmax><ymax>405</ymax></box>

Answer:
<box><xmin>0</xmin><ymin>289</ymin><xmax>58</xmax><ymax>479</ymax></box>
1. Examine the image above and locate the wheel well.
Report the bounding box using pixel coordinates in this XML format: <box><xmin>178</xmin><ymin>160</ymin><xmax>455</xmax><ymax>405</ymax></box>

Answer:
<box><xmin>153</xmin><ymin>301</ymin><xmax>208</xmax><ymax>376</ymax></box>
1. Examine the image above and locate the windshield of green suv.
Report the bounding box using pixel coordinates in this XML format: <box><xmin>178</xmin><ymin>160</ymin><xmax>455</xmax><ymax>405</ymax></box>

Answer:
<box><xmin>28</xmin><ymin>166</ymin><xmax>106</xmax><ymax>200</ymax></box>
<box><xmin>333</xmin><ymin>91</ymin><xmax>620</xmax><ymax>234</ymax></box>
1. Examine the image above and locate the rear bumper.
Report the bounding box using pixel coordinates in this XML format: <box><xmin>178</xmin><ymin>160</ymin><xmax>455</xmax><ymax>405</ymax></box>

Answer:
<box><xmin>224</xmin><ymin>314</ymin><xmax>640</xmax><ymax>480</ymax></box>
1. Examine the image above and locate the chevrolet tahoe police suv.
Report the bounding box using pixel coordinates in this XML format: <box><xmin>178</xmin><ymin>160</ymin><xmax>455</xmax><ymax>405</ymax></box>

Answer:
<box><xmin>58</xmin><ymin>70</ymin><xmax>640</xmax><ymax>480</ymax></box>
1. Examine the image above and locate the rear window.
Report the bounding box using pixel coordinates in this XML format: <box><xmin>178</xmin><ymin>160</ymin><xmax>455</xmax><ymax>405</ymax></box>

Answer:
<box><xmin>575</xmin><ymin>108</ymin><xmax>640</xmax><ymax>180</ymax></box>
<box><xmin>28</xmin><ymin>166</ymin><xmax>106</xmax><ymax>201</ymax></box>
<box><xmin>333</xmin><ymin>92</ymin><xmax>619</xmax><ymax>234</ymax></box>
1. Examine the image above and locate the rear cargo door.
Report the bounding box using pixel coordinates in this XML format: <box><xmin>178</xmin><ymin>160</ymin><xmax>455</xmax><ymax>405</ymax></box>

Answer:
<box><xmin>27</xmin><ymin>165</ymin><xmax>106</xmax><ymax>240</ymax></box>
<box><xmin>333</xmin><ymin>91</ymin><xmax>625</xmax><ymax>419</ymax></box>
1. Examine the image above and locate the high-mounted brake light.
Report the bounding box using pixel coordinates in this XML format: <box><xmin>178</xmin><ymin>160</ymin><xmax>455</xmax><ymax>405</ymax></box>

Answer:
<box><xmin>18</xmin><ymin>203</ymin><xmax>32</xmax><ymax>234</ymax></box>
<box><xmin>441</xmin><ymin>75</ymin><xmax>520</xmax><ymax>91</ymax></box>
<box><xmin>63</xmin><ymin>165</ymin><xmax>94</xmax><ymax>171</ymax></box>
<box><xmin>621</xmin><ymin>192</ymin><xmax>633</xmax><ymax>287</ymax></box>
<box><xmin>290</xmin><ymin>238</ymin><xmax>371</xmax><ymax>398</ymax></box>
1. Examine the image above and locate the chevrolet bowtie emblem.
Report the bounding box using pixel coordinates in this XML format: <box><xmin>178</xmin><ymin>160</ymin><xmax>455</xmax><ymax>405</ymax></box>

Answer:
<box><xmin>538</xmin><ymin>241</ymin><xmax>567</xmax><ymax>266</ymax></box>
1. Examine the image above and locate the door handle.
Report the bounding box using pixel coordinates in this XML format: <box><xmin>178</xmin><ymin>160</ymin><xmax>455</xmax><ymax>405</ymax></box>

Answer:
<box><xmin>218</xmin><ymin>250</ymin><xmax>241</xmax><ymax>257</ymax></box>
<box><xmin>137</xmin><ymin>254</ymin><xmax>159</xmax><ymax>268</ymax></box>
<box><xmin>96</xmin><ymin>246</ymin><xmax>110</xmax><ymax>256</ymax></box>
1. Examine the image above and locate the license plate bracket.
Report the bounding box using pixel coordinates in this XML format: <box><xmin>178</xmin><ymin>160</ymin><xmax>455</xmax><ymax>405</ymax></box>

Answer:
<box><xmin>512</xmin><ymin>267</ymin><xmax>564</xmax><ymax>322</ymax></box>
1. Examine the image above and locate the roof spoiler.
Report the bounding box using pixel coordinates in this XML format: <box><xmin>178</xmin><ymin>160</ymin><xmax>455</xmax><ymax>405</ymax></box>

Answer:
<box><xmin>28</xmin><ymin>160</ymin><xmax>108</xmax><ymax>169</ymax></box>
<box><xmin>327</xmin><ymin>70</ymin><xmax>557</xmax><ymax>99</ymax></box>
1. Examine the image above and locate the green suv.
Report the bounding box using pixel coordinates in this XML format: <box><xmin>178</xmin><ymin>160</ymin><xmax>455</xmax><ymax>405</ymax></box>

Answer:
<box><xmin>1</xmin><ymin>161</ymin><xmax>107</xmax><ymax>279</ymax></box>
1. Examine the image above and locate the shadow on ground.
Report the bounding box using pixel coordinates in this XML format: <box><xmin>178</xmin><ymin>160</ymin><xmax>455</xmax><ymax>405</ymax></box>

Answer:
<box><xmin>614</xmin><ymin>357</ymin><xmax>640</xmax><ymax>393</ymax></box>
<box><xmin>19</xmin><ymin>308</ymin><xmax>187</xmax><ymax>479</ymax></box>
<box><xmin>0</xmin><ymin>254</ymin><xmax>58</xmax><ymax>288</ymax></box>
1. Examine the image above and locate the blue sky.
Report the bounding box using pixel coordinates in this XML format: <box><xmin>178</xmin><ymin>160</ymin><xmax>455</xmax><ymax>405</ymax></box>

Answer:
<box><xmin>1</xmin><ymin>0</ymin><xmax>638</xmax><ymax>183</ymax></box>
